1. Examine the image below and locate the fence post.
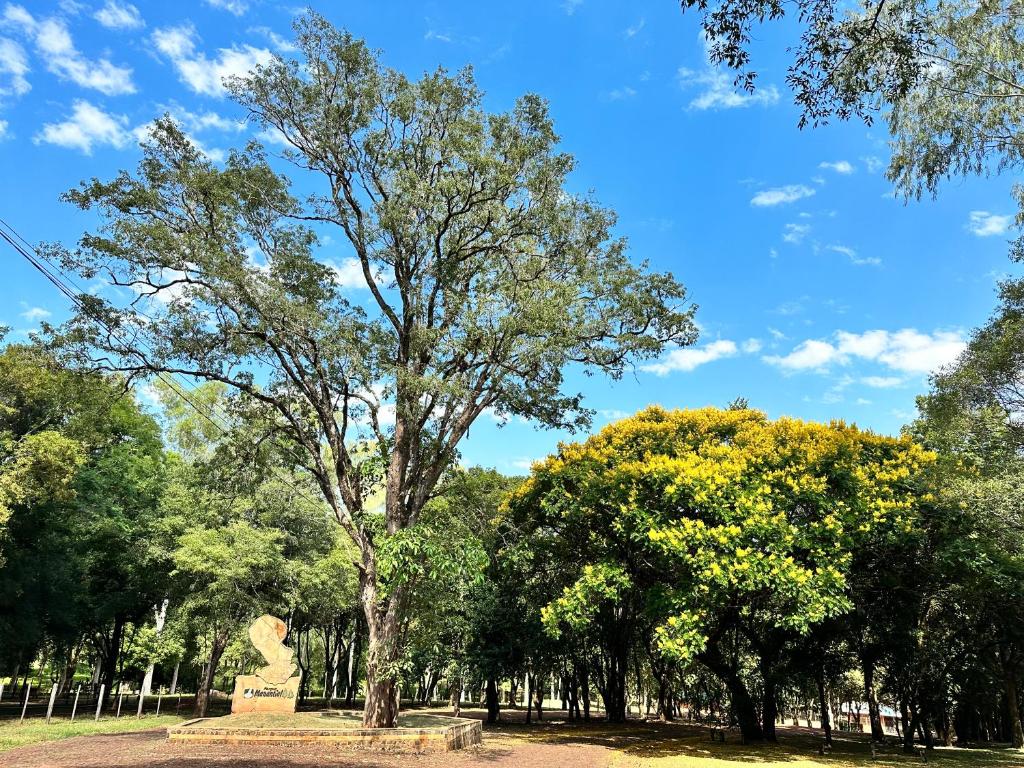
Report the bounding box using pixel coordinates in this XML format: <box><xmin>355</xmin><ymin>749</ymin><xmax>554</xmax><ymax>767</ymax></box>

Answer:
<box><xmin>46</xmin><ymin>683</ymin><xmax>58</xmax><ymax>724</ymax></box>
<box><xmin>0</xmin><ymin>681</ymin><xmax>4</xmax><ymax>703</ymax></box>
<box><xmin>71</xmin><ymin>684</ymin><xmax>81</xmax><ymax>721</ymax></box>
<box><xmin>20</xmin><ymin>682</ymin><xmax>31</xmax><ymax>723</ymax></box>
<box><xmin>95</xmin><ymin>683</ymin><xmax>105</xmax><ymax>721</ymax></box>
<box><xmin>116</xmin><ymin>691</ymin><xmax>124</xmax><ymax>718</ymax></box>
<box><xmin>156</xmin><ymin>691</ymin><xmax>162</xmax><ymax>716</ymax></box>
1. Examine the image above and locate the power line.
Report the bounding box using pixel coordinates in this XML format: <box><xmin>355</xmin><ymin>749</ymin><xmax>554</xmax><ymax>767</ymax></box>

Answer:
<box><xmin>0</xmin><ymin>217</ymin><xmax>329</xmax><ymax>512</ymax></box>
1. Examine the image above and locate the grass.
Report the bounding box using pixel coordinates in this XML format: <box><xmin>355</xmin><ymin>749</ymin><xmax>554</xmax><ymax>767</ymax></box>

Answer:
<box><xmin>475</xmin><ymin>712</ymin><xmax>1024</xmax><ymax>768</ymax></box>
<box><xmin>0</xmin><ymin>714</ymin><xmax>184</xmax><ymax>753</ymax></box>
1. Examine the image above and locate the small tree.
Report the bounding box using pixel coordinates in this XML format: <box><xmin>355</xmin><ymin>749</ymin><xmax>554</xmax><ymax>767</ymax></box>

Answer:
<box><xmin>52</xmin><ymin>13</ymin><xmax>695</xmax><ymax>726</ymax></box>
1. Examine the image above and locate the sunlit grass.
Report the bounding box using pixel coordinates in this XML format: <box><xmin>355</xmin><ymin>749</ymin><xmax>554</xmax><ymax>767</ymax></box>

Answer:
<box><xmin>0</xmin><ymin>715</ymin><xmax>183</xmax><ymax>752</ymax></box>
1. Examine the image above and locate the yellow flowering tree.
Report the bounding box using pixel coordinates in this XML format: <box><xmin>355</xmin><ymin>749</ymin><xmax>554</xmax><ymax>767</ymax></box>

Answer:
<box><xmin>506</xmin><ymin>406</ymin><xmax>933</xmax><ymax>739</ymax></box>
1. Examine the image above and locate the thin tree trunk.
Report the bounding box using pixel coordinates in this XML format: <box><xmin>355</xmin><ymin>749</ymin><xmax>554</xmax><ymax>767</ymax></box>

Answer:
<box><xmin>193</xmin><ymin>630</ymin><xmax>227</xmax><ymax>718</ymax></box>
<box><xmin>816</xmin><ymin>669</ymin><xmax>832</xmax><ymax>747</ymax></box>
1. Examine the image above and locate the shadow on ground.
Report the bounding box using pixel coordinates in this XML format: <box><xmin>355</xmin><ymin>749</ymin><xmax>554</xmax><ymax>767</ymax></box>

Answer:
<box><xmin>0</xmin><ymin>706</ymin><xmax>1020</xmax><ymax>768</ymax></box>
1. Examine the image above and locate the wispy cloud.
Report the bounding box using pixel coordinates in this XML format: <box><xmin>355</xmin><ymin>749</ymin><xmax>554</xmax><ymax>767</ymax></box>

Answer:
<box><xmin>152</xmin><ymin>24</ymin><xmax>271</xmax><ymax>97</ymax></box>
<box><xmin>783</xmin><ymin>223</ymin><xmax>810</xmax><ymax>244</ymax></box>
<box><xmin>818</xmin><ymin>160</ymin><xmax>853</xmax><ymax>174</ymax></box>
<box><xmin>562</xmin><ymin>0</ymin><xmax>583</xmax><ymax>15</ymax></box>
<box><xmin>3</xmin><ymin>3</ymin><xmax>135</xmax><ymax>94</ymax></box>
<box><xmin>0</xmin><ymin>36</ymin><xmax>30</xmax><ymax>97</ymax></box>
<box><xmin>967</xmin><ymin>211</ymin><xmax>1013</xmax><ymax>237</ymax></box>
<box><xmin>19</xmin><ymin>305</ymin><xmax>50</xmax><ymax>321</ymax></box>
<box><xmin>752</xmin><ymin>185</ymin><xmax>815</xmax><ymax>207</ymax></box>
<box><xmin>826</xmin><ymin>244</ymin><xmax>881</xmax><ymax>266</ymax></box>
<box><xmin>624</xmin><ymin>17</ymin><xmax>645</xmax><ymax>38</ymax></box>
<box><xmin>93</xmin><ymin>0</ymin><xmax>143</xmax><ymax>30</ymax></box>
<box><xmin>642</xmin><ymin>339</ymin><xmax>740</xmax><ymax>376</ymax></box>
<box><xmin>605</xmin><ymin>85</ymin><xmax>636</xmax><ymax>101</ymax></box>
<box><xmin>678</xmin><ymin>41</ymin><xmax>779</xmax><ymax>111</ymax></box>
<box><xmin>35</xmin><ymin>99</ymin><xmax>129</xmax><ymax>154</ymax></box>
<box><xmin>204</xmin><ymin>0</ymin><xmax>247</xmax><ymax>15</ymax></box>
<box><xmin>764</xmin><ymin>329</ymin><xmax>965</xmax><ymax>375</ymax></box>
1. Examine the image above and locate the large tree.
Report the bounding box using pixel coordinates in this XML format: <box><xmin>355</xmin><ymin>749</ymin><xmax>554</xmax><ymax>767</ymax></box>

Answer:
<box><xmin>52</xmin><ymin>13</ymin><xmax>696</xmax><ymax>726</ymax></box>
<box><xmin>508</xmin><ymin>406</ymin><xmax>933</xmax><ymax>739</ymax></box>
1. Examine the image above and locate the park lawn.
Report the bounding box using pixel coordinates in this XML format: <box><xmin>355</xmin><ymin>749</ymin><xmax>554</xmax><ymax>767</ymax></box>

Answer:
<box><xmin>0</xmin><ymin>714</ymin><xmax>184</xmax><ymax>753</ymax></box>
<box><xmin>486</xmin><ymin>717</ymin><xmax>1023</xmax><ymax>768</ymax></box>
<box><xmin>604</xmin><ymin>730</ymin><xmax>1023</xmax><ymax>768</ymax></box>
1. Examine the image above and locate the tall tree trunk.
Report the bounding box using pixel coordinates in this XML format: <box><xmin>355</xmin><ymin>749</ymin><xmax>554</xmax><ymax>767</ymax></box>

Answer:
<box><xmin>169</xmin><ymin>661</ymin><xmax>179</xmax><ymax>695</ymax></box>
<box><xmin>361</xmin><ymin>577</ymin><xmax>403</xmax><ymax>728</ymax></box>
<box><xmin>193</xmin><ymin>629</ymin><xmax>227</xmax><ymax>718</ymax></box>
<box><xmin>485</xmin><ymin>677</ymin><xmax>500</xmax><ymax>724</ymax></box>
<box><xmin>534</xmin><ymin>674</ymin><xmax>544</xmax><ymax>721</ymax></box>
<box><xmin>903</xmin><ymin>706</ymin><xmax>920</xmax><ymax>754</ymax></box>
<box><xmin>862</xmin><ymin>653</ymin><xmax>885</xmax><ymax>742</ymax></box>
<box><xmin>99</xmin><ymin>614</ymin><xmax>125</xmax><ymax>710</ymax></box>
<box><xmin>141</xmin><ymin>600</ymin><xmax>169</xmax><ymax>698</ymax></box>
<box><xmin>450</xmin><ymin>673</ymin><xmax>462</xmax><ymax>718</ymax></box>
<box><xmin>346</xmin><ymin>628</ymin><xmax>360</xmax><ymax>707</ymax></box>
<box><xmin>1004</xmin><ymin>664</ymin><xmax>1024</xmax><ymax>749</ymax></box>
<box><xmin>698</xmin><ymin>646</ymin><xmax>764</xmax><ymax>742</ymax></box>
<box><xmin>816</xmin><ymin>668</ymin><xmax>832</xmax><ymax>747</ymax></box>
<box><xmin>525</xmin><ymin>673</ymin><xmax>533</xmax><ymax>724</ymax></box>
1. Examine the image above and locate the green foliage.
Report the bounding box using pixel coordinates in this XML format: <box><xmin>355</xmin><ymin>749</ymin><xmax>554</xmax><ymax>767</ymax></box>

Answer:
<box><xmin>510</xmin><ymin>406</ymin><xmax>933</xmax><ymax>663</ymax></box>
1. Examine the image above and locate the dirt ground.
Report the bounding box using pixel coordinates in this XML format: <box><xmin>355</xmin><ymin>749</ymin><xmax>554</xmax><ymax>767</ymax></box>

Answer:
<box><xmin>2</xmin><ymin>708</ymin><xmax>1020</xmax><ymax>768</ymax></box>
<box><xmin>0</xmin><ymin>709</ymin><xmax>606</xmax><ymax>768</ymax></box>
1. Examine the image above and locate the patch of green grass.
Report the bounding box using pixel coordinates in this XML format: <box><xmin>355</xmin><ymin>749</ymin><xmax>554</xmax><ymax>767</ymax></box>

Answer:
<box><xmin>0</xmin><ymin>715</ymin><xmax>184</xmax><ymax>753</ymax></box>
<box><xmin>481</xmin><ymin>716</ymin><xmax>1022</xmax><ymax>768</ymax></box>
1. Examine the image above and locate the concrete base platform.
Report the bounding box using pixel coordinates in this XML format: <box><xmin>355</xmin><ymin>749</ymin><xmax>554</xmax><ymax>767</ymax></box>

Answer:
<box><xmin>167</xmin><ymin>711</ymin><xmax>482</xmax><ymax>752</ymax></box>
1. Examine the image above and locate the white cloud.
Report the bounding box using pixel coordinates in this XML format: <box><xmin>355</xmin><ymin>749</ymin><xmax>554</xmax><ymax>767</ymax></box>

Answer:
<box><xmin>152</xmin><ymin>24</ymin><xmax>272</xmax><ymax>97</ymax></box>
<box><xmin>93</xmin><ymin>0</ymin><xmax>143</xmax><ymax>30</ymax></box>
<box><xmin>19</xmin><ymin>305</ymin><xmax>49</xmax><ymax>321</ymax></box>
<box><xmin>678</xmin><ymin>41</ymin><xmax>779</xmax><ymax>111</ymax></box>
<box><xmin>3</xmin><ymin>4</ymin><xmax>135</xmax><ymax>95</ymax></box>
<box><xmin>752</xmin><ymin>185</ymin><xmax>815</xmax><ymax>207</ymax></box>
<box><xmin>205</xmin><ymin>0</ymin><xmax>247</xmax><ymax>15</ymax></box>
<box><xmin>157</xmin><ymin>102</ymin><xmax>245</xmax><ymax>133</ymax></box>
<box><xmin>598</xmin><ymin>409</ymin><xmax>630</xmax><ymax>421</ymax></box>
<box><xmin>763</xmin><ymin>339</ymin><xmax>839</xmax><ymax>372</ymax></box>
<box><xmin>764</xmin><ymin>329</ymin><xmax>965</xmax><ymax>375</ymax></box>
<box><xmin>642</xmin><ymin>339</ymin><xmax>738</xmax><ymax>376</ymax></box>
<box><xmin>510</xmin><ymin>456</ymin><xmax>539</xmax><ymax>471</ymax></box>
<box><xmin>855</xmin><ymin>398</ymin><xmax>872</xmax><ymax>405</ymax></box>
<box><xmin>563</xmin><ymin>0</ymin><xmax>583</xmax><ymax>15</ymax></box>
<box><xmin>783</xmin><ymin>222</ymin><xmax>810</xmax><ymax>244</ymax></box>
<box><xmin>0</xmin><ymin>118</ymin><xmax>7</xmax><ymax>139</ymax></box>
<box><xmin>0</xmin><ymin>36</ymin><xmax>29</xmax><ymax>96</ymax></box>
<box><xmin>625</xmin><ymin>18</ymin><xmax>645</xmax><ymax>38</ymax></box>
<box><xmin>606</xmin><ymin>86</ymin><xmax>636</xmax><ymax>101</ymax></box>
<box><xmin>826</xmin><ymin>244</ymin><xmax>881</xmax><ymax>266</ymax></box>
<box><xmin>741</xmin><ymin>338</ymin><xmax>762</xmax><ymax>354</ymax></box>
<box><xmin>967</xmin><ymin>210</ymin><xmax>1013</xmax><ymax>237</ymax></box>
<box><xmin>862</xmin><ymin>375</ymin><xmax>903</xmax><ymax>388</ymax></box>
<box><xmin>679</xmin><ymin>65</ymin><xmax>779</xmax><ymax>110</ymax></box>
<box><xmin>248</xmin><ymin>26</ymin><xmax>297</xmax><ymax>52</ymax></box>
<box><xmin>862</xmin><ymin>155</ymin><xmax>884</xmax><ymax>173</ymax></box>
<box><xmin>328</xmin><ymin>257</ymin><xmax>383</xmax><ymax>291</ymax></box>
<box><xmin>35</xmin><ymin>99</ymin><xmax>129</xmax><ymax>154</ymax></box>
<box><xmin>818</xmin><ymin>160</ymin><xmax>853</xmax><ymax>174</ymax></box>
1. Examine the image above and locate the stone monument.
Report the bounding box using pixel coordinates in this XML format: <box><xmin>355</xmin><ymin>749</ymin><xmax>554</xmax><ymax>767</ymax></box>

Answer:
<box><xmin>230</xmin><ymin>614</ymin><xmax>301</xmax><ymax>714</ymax></box>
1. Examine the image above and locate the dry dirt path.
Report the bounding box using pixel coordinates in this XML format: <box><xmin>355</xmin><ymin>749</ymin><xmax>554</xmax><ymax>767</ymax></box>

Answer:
<box><xmin>0</xmin><ymin>723</ymin><xmax>610</xmax><ymax>768</ymax></box>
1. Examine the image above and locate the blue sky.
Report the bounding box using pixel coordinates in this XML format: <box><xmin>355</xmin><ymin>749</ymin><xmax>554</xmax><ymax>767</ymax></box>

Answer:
<box><xmin>0</xmin><ymin>0</ymin><xmax>1020</xmax><ymax>474</ymax></box>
